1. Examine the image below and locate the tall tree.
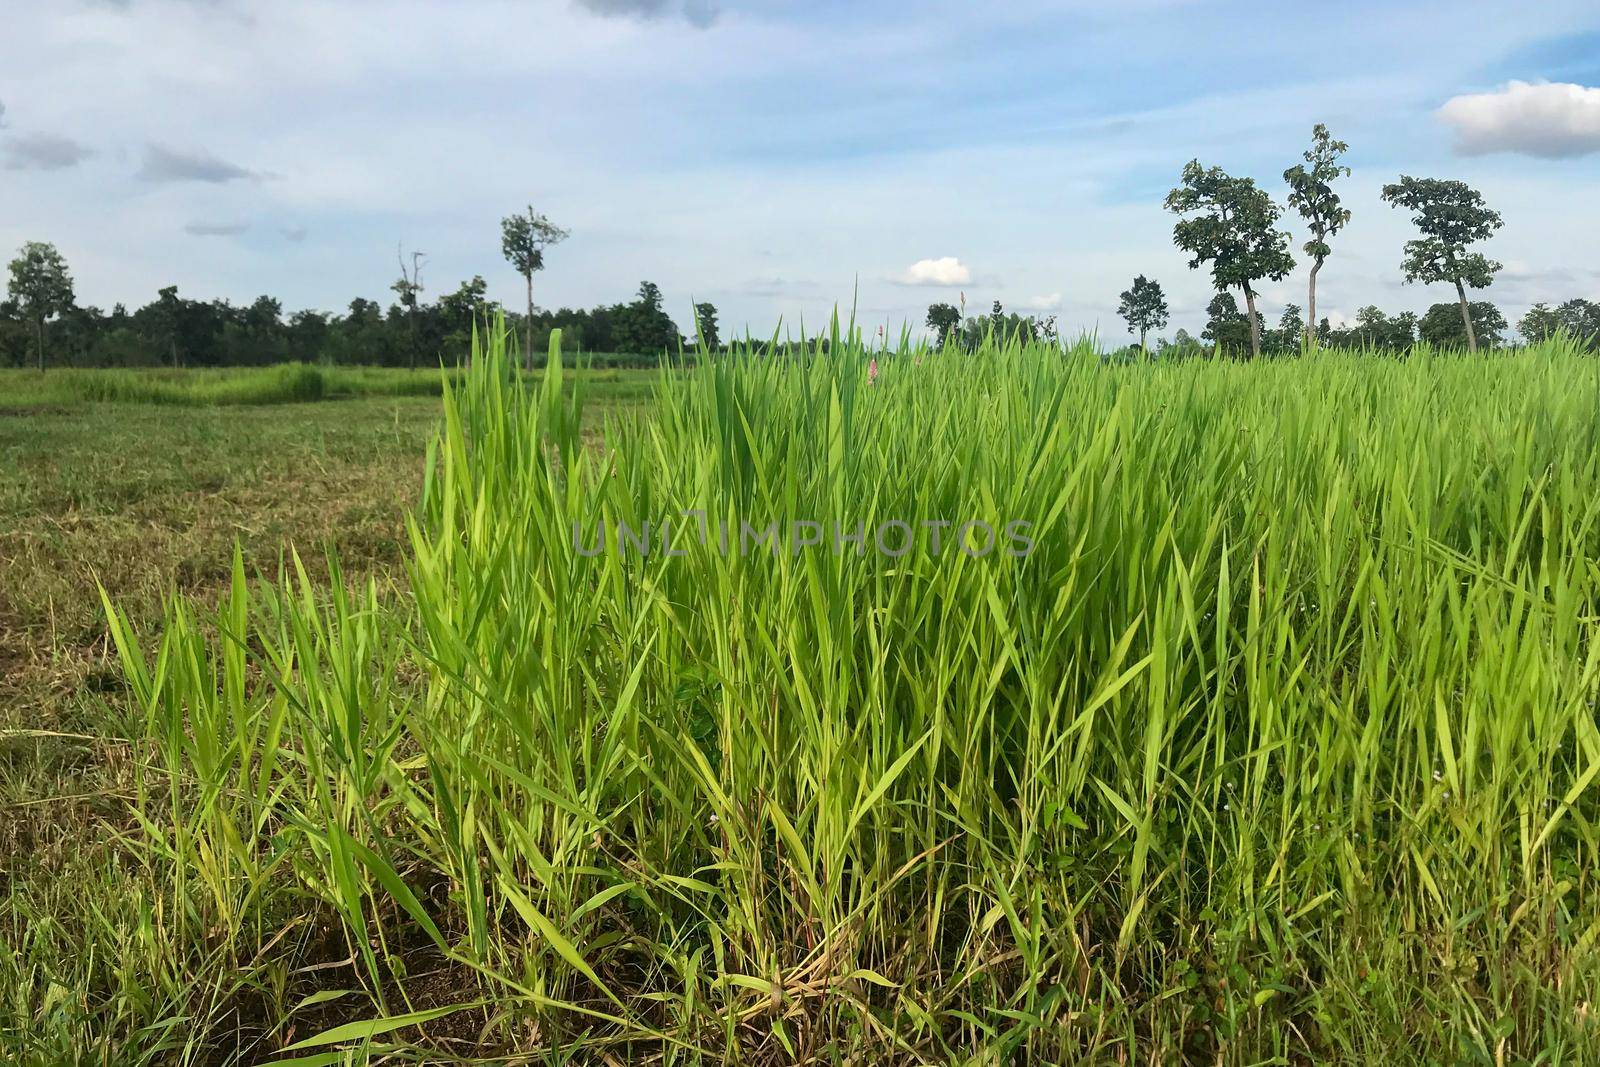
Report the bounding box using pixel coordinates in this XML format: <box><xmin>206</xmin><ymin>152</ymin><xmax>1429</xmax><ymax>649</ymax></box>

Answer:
<box><xmin>1116</xmin><ymin>275</ymin><xmax>1169</xmax><ymax>353</ymax></box>
<box><xmin>391</xmin><ymin>245</ymin><xmax>426</xmax><ymax>371</ymax></box>
<box><xmin>693</xmin><ymin>302</ymin><xmax>719</xmax><ymax>351</ymax></box>
<box><xmin>1283</xmin><ymin>124</ymin><xmax>1351</xmax><ymax>347</ymax></box>
<box><xmin>501</xmin><ymin>207</ymin><xmax>569</xmax><ymax>371</ymax></box>
<box><xmin>1380</xmin><ymin>176</ymin><xmax>1503</xmax><ymax>352</ymax></box>
<box><xmin>6</xmin><ymin>241</ymin><xmax>74</xmax><ymax>371</ymax></box>
<box><xmin>155</xmin><ymin>286</ymin><xmax>183</xmax><ymax>367</ymax></box>
<box><xmin>925</xmin><ymin>302</ymin><xmax>961</xmax><ymax>347</ymax></box>
<box><xmin>1164</xmin><ymin>161</ymin><xmax>1295</xmax><ymax>360</ymax></box>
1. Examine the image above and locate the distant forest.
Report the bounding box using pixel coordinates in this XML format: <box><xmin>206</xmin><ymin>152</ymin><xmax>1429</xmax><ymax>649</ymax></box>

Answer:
<box><xmin>3</xmin><ymin>240</ymin><xmax>1598</xmax><ymax>371</ymax></box>
<box><xmin>7</xmin><ymin>271</ymin><xmax>1596</xmax><ymax>372</ymax></box>
<box><xmin>0</xmin><ymin>267</ymin><xmax>700</xmax><ymax>371</ymax></box>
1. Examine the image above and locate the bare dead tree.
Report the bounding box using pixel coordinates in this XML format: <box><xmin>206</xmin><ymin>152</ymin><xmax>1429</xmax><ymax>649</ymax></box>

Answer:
<box><xmin>392</xmin><ymin>244</ymin><xmax>427</xmax><ymax>370</ymax></box>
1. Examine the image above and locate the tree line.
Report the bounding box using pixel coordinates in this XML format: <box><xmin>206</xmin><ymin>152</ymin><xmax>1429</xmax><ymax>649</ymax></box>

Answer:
<box><xmin>9</xmin><ymin>144</ymin><xmax>1599</xmax><ymax>370</ymax></box>
<box><xmin>934</xmin><ymin>125</ymin><xmax>1597</xmax><ymax>358</ymax></box>
<box><xmin>923</xmin><ymin>297</ymin><xmax>1060</xmax><ymax>351</ymax></box>
<box><xmin>1</xmin><ymin>258</ymin><xmax>708</xmax><ymax>373</ymax></box>
<box><xmin>3</xmin><ymin>206</ymin><xmax>715</xmax><ymax>371</ymax></box>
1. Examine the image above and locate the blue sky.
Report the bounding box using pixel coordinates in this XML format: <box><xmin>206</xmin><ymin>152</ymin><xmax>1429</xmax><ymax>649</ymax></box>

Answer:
<box><xmin>3</xmin><ymin>0</ymin><xmax>1599</xmax><ymax>343</ymax></box>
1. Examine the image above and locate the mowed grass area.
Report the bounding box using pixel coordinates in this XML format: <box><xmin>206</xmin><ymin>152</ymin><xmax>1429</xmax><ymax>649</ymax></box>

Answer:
<box><xmin>1</xmin><ymin>394</ymin><xmax>435</xmax><ymax>710</ymax></box>
<box><xmin>8</xmin><ymin>340</ymin><xmax>1600</xmax><ymax>1064</ymax></box>
<box><xmin>0</xmin><ymin>362</ymin><xmax>662</xmax><ymax>411</ymax></box>
<box><xmin>0</xmin><ymin>395</ymin><xmax>438</xmax><ymax>1066</ymax></box>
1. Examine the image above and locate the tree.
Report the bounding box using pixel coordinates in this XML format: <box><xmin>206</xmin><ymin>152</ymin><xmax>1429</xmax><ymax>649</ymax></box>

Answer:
<box><xmin>1391</xmin><ymin>311</ymin><xmax>1420</xmax><ymax>349</ymax></box>
<box><xmin>612</xmin><ymin>281</ymin><xmax>679</xmax><ymax>357</ymax></box>
<box><xmin>1520</xmin><ymin>304</ymin><xmax>1561</xmax><ymax>346</ymax></box>
<box><xmin>235</xmin><ymin>295</ymin><xmax>284</xmax><ymax>364</ymax></box>
<box><xmin>1116</xmin><ymin>275</ymin><xmax>1169</xmax><ymax>353</ymax></box>
<box><xmin>1202</xmin><ymin>292</ymin><xmax>1255</xmax><ymax>355</ymax></box>
<box><xmin>1520</xmin><ymin>299</ymin><xmax>1600</xmax><ymax>348</ymax></box>
<box><xmin>154</xmin><ymin>285</ymin><xmax>183</xmax><ymax>367</ymax></box>
<box><xmin>6</xmin><ymin>241</ymin><xmax>75</xmax><ymax>371</ymax></box>
<box><xmin>501</xmin><ymin>207</ymin><xmax>569</xmax><ymax>371</ymax></box>
<box><xmin>925</xmin><ymin>302</ymin><xmax>961</xmax><ymax>347</ymax></box>
<box><xmin>322</xmin><ymin>297</ymin><xmax>390</xmax><ymax>365</ymax></box>
<box><xmin>1419</xmin><ymin>301</ymin><xmax>1505</xmax><ymax>349</ymax></box>
<box><xmin>1380</xmin><ymin>176</ymin><xmax>1503</xmax><ymax>352</ymax></box>
<box><xmin>439</xmin><ymin>276</ymin><xmax>495</xmax><ymax>362</ymax></box>
<box><xmin>1275</xmin><ymin>303</ymin><xmax>1305</xmax><ymax>354</ymax></box>
<box><xmin>1157</xmin><ymin>328</ymin><xmax>1207</xmax><ymax>360</ymax></box>
<box><xmin>1342</xmin><ymin>305</ymin><xmax>1418</xmax><ymax>350</ymax></box>
<box><xmin>244</xmin><ymin>294</ymin><xmax>282</xmax><ymax>335</ymax></box>
<box><xmin>1315</xmin><ymin>306</ymin><xmax>1417</xmax><ymax>351</ymax></box>
<box><xmin>960</xmin><ymin>304</ymin><xmax>1042</xmax><ymax>349</ymax></box>
<box><xmin>1165</xmin><ymin>161</ymin><xmax>1295</xmax><ymax>360</ymax></box>
<box><xmin>391</xmin><ymin>245</ymin><xmax>426</xmax><ymax>370</ymax></box>
<box><xmin>1284</xmin><ymin>124</ymin><xmax>1351</xmax><ymax>347</ymax></box>
<box><xmin>1353</xmin><ymin>306</ymin><xmax>1388</xmax><ymax>347</ymax></box>
<box><xmin>693</xmin><ymin>302</ymin><xmax>719</xmax><ymax>351</ymax></box>
<box><xmin>1034</xmin><ymin>315</ymin><xmax>1059</xmax><ymax>347</ymax></box>
<box><xmin>286</xmin><ymin>309</ymin><xmax>330</xmax><ymax>361</ymax></box>
<box><xmin>1556</xmin><ymin>299</ymin><xmax>1600</xmax><ymax>348</ymax></box>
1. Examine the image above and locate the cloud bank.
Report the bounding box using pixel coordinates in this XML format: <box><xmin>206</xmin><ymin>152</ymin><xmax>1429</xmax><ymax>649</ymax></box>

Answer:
<box><xmin>1439</xmin><ymin>80</ymin><xmax>1600</xmax><ymax>158</ymax></box>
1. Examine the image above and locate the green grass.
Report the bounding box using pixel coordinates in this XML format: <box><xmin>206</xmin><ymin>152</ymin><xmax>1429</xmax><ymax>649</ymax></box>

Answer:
<box><xmin>9</xmin><ymin>328</ymin><xmax>1600</xmax><ymax>1063</ymax></box>
<box><xmin>0</xmin><ymin>395</ymin><xmax>443</xmax><ymax>1067</ymax></box>
<box><xmin>0</xmin><ymin>395</ymin><xmax>438</xmax><ymax>652</ymax></box>
<box><xmin>0</xmin><ymin>362</ymin><xmax>661</xmax><ymax>410</ymax></box>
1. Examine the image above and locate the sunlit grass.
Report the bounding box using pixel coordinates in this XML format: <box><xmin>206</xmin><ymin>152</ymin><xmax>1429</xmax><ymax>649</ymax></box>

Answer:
<box><xmin>0</xmin><ymin>362</ymin><xmax>659</xmax><ymax>409</ymax></box>
<box><xmin>20</xmin><ymin>324</ymin><xmax>1600</xmax><ymax>1062</ymax></box>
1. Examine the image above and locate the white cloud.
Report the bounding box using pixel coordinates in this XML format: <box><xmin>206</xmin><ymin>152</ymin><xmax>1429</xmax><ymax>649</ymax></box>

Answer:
<box><xmin>1024</xmin><ymin>293</ymin><xmax>1063</xmax><ymax>311</ymax></box>
<box><xmin>1439</xmin><ymin>81</ymin><xmax>1600</xmax><ymax>159</ymax></box>
<box><xmin>894</xmin><ymin>256</ymin><xmax>972</xmax><ymax>286</ymax></box>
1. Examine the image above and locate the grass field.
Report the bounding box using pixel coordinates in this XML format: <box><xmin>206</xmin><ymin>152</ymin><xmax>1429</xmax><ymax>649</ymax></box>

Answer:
<box><xmin>0</xmin><ymin>395</ymin><xmax>436</xmax><ymax>1065</ymax></box>
<box><xmin>0</xmin><ymin>366</ymin><xmax>646</xmax><ymax>1064</ymax></box>
<box><xmin>0</xmin><ymin>362</ymin><xmax>662</xmax><ymax>411</ymax></box>
<box><xmin>6</xmin><ymin>334</ymin><xmax>1600</xmax><ymax>1064</ymax></box>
